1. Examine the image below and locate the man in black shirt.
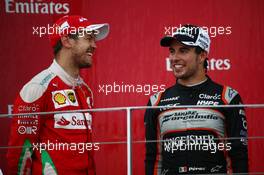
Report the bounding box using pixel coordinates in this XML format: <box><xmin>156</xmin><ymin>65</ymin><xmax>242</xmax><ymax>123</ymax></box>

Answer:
<box><xmin>144</xmin><ymin>24</ymin><xmax>248</xmax><ymax>174</ymax></box>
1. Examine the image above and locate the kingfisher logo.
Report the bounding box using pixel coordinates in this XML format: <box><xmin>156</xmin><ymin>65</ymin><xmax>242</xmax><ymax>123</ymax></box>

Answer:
<box><xmin>5</xmin><ymin>0</ymin><xmax>70</xmax><ymax>14</ymax></box>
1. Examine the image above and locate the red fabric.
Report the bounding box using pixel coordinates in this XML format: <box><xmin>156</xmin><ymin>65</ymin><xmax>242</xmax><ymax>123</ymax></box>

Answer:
<box><xmin>49</xmin><ymin>15</ymin><xmax>92</xmax><ymax>47</ymax></box>
<box><xmin>7</xmin><ymin>62</ymin><xmax>95</xmax><ymax>175</ymax></box>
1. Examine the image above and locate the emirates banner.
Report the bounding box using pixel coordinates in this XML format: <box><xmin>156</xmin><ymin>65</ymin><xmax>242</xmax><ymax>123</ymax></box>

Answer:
<box><xmin>0</xmin><ymin>0</ymin><xmax>264</xmax><ymax>174</ymax></box>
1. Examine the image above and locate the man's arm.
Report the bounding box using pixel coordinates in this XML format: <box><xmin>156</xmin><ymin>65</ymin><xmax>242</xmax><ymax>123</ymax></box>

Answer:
<box><xmin>223</xmin><ymin>87</ymin><xmax>248</xmax><ymax>172</ymax></box>
<box><xmin>7</xmin><ymin>83</ymin><xmax>44</xmax><ymax>175</ymax></box>
<box><xmin>144</xmin><ymin>99</ymin><xmax>158</xmax><ymax>175</ymax></box>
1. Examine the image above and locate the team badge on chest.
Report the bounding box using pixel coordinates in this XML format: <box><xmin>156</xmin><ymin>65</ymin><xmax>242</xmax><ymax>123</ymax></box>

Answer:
<box><xmin>52</xmin><ymin>90</ymin><xmax>79</xmax><ymax>109</ymax></box>
<box><xmin>67</xmin><ymin>91</ymin><xmax>76</xmax><ymax>103</ymax></box>
<box><xmin>54</xmin><ymin>92</ymin><xmax>66</xmax><ymax>105</ymax></box>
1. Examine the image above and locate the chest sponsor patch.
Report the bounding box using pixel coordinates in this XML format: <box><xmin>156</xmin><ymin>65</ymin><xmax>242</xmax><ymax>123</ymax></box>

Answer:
<box><xmin>223</xmin><ymin>86</ymin><xmax>238</xmax><ymax>104</ymax></box>
<box><xmin>54</xmin><ymin>112</ymin><xmax>92</xmax><ymax>129</ymax></box>
<box><xmin>159</xmin><ymin>108</ymin><xmax>226</xmax><ymax>137</ymax></box>
<box><xmin>52</xmin><ymin>90</ymin><xmax>79</xmax><ymax>109</ymax></box>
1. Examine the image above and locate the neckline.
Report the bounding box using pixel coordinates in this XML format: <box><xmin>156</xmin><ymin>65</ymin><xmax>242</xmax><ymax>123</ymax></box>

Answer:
<box><xmin>184</xmin><ymin>78</ymin><xmax>208</xmax><ymax>87</ymax></box>
<box><xmin>175</xmin><ymin>76</ymin><xmax>211</xmax><ymax>90</ymax></box>
<box><xmin>49</xmin><ymin>59</ymin><xmax>84</xmax><ymax>87</ymax></box>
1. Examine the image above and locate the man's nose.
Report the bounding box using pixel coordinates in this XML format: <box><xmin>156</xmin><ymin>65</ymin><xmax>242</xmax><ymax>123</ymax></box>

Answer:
<box><xmin>169</xmin><ymin>53</ymin><xmax>180</xmax><ymax>62</ymax></box>
<box><xmin>91</xmin><ymin>40</ymin><xmax>97</xmax><ymax>49</ymax></box>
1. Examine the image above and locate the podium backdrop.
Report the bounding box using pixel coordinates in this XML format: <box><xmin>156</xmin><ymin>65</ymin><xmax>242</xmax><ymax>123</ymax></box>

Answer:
<box><xmin>0</xmin><ymin>0</ymin><xmax>264</xmax><ymax>174</ymax></box>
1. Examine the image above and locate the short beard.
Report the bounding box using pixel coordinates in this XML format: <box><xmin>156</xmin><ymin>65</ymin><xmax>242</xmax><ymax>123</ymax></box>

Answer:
<box><xmin>79</xmin><ymin>63</ymin><xmax>92</xmax><ymax>69</ymax></box>
<box><xmin>174</xmin><ymin>56</ymin><xmax>200</xmax><ymax>80</ymax></box>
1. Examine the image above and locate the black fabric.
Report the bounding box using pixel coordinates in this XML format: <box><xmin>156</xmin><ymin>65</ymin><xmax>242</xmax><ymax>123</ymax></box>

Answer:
<box><xmin>160</xmin><ymin>24</ymin><xmax>199</xmax><ymax>47</ymax></box>
<box><xmin>144</xmin><ymin>77</ymin><xmax>248</xmax><ymax>174</ymax></box>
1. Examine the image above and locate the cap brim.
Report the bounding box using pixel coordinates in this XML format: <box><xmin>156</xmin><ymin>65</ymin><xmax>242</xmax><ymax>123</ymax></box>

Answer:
<box><xmin>160</xmin><ymin>36</ymin><xmax>177</xmax><ymax>47</ymax></box>
<box><xmin>86</xmin><ymin>23</ymin><xmax>109</xmax><ymax>41</ymax></box>
<box><xmin>160</xmin><ymin>36</ymin><xmax>199</xmax><ymax>48</ymax></box>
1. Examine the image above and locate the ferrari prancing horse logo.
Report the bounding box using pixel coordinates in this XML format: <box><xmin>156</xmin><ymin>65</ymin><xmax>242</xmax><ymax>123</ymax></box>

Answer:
<box><xmin>67</xmin><ymin>91</ymin><xmax>76</xmax><ymax>103</ymax></box>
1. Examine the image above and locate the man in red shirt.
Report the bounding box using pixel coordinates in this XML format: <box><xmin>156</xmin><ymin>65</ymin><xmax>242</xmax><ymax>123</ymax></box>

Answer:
<box><xmin>7</xmin><ymin>15</ymin><xmax>109</xmax><ymax>175</ymax></box>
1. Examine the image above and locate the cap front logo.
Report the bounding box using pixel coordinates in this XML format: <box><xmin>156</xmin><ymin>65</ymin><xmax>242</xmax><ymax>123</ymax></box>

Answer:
<box><xmin>175</xmin><ymin>30</ymin><xmax>195</xmax><ymax>39</ymax></box>
<box><xmin>59</xmin><ymin>21</ymin><xmax>70</xmax><ymax>33</ymax></box>
<box><xmin>79</xmin><ymin>17</ymin><xmax>88</xmax><ymax>22</ymax></box>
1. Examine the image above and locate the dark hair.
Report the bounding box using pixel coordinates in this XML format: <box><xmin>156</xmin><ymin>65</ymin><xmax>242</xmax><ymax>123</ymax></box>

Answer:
<box><xmin>53</xmin><ymin>40</ymin><xmax>62</xmax><ymax>55</ymax></box>
<box><xmin>195</xmin><ymin>46</ymin><xmax>208</xmax><ymax>72</ymax></box>
<box><xmin>53</xmin><ymin>34</ymin><xmax>79</xmax><ymax>55</ymax></box>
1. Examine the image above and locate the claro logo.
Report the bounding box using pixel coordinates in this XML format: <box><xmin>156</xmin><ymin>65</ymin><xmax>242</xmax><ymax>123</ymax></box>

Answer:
<box><xmin>5</xmin><ymin>0</ymin><xmax>70</xmax><ymax>14</ymax></box>
<box><xmin>166</xmin><ymin>58</ymin><xmax>231</xmax><ymax>71</ymax></box>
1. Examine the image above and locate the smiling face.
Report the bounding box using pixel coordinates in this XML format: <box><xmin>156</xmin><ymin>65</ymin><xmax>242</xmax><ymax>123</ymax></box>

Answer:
<box><xmin>70</xmin><ymin>33</ymin><xmax>97</xmax><ymax>68</ymax></box>
<box><xmin>169</xmin><ymin>40</ymin><xmax>207</xmax><ymax>85</ymax></box>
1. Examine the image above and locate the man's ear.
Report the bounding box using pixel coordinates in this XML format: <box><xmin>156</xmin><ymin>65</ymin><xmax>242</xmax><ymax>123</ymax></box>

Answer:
<box><xmin>60</xmin><ymin>36</ymin><xmax>72</xmax><ymax>48</ymax></box>
<box><xmin>199</xmin><ymin>51</ymin><xmax>208</xmax><ymax>63</ymax></box>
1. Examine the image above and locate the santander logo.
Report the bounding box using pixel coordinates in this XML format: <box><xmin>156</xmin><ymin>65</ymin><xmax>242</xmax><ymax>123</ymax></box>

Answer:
<box><xmin>54</xmin><ymin>113</ymin><xmax>92</xmax><ymax>130</ymax></box>
<box><xmin>56</xmin><ymin>116</ymin><xmax>87</xmax><ymax>127</ymax></box>
<box><xmin>56</xmin><ymin>116</ymin><xmax>70</xmax><ymax>126</ymax></box>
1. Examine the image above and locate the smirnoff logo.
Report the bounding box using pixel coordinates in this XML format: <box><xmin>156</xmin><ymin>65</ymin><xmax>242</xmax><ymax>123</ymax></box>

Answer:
<box><xmin>5</xmin><ymin>0</ymin><xmax>70</xmax><ymax>14</ymax></box>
